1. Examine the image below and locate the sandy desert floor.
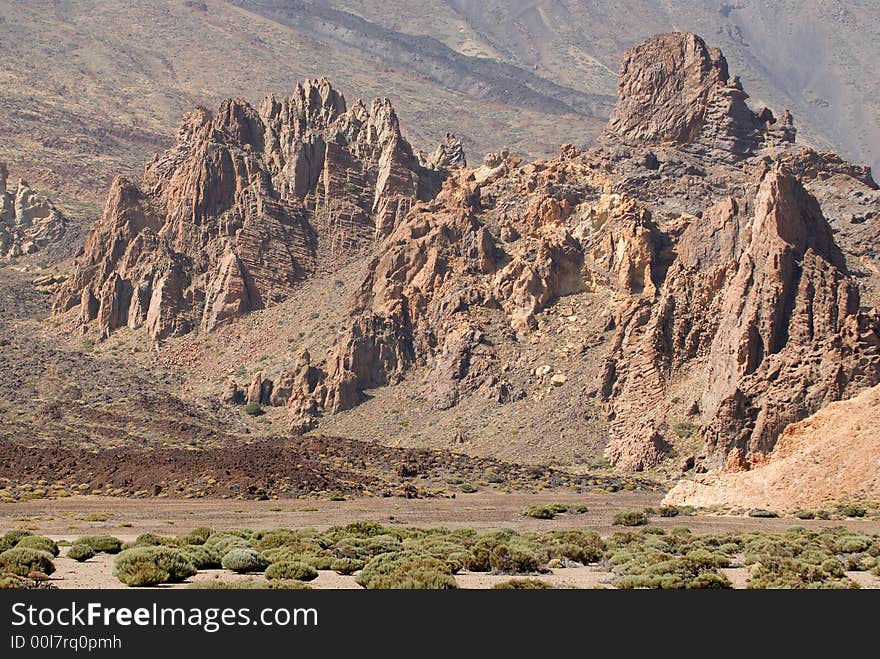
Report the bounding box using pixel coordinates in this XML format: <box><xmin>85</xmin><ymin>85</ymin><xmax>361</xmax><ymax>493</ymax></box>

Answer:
<box><xmin>4</xmin><ymin>492</ymin><xmax>880</xmax><ymax>589</ymax></box>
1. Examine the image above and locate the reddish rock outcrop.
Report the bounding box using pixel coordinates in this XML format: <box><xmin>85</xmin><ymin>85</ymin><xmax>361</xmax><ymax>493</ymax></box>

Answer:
<box><xmin>598</xmin><ymin>163</ymin><xmax>879</xmax><ymax>469</ymax></box>
<box><xmin>0</xmin><ymin>163</ymin><xmax>67</xmax><ymax>260</ymax></box>
<box><xmin>607</xmin><ymin>33</ymin><xmax>795</xmax><ymax>161</ymax></box>
<box><xmin>53</xmin><ymin>79</ymin><xmax>461</xmax><ymax>340</ymax></box>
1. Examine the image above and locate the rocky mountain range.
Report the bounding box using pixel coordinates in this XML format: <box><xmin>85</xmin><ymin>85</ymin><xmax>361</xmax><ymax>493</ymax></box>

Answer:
<box><xmin>2</xmin><ymin>1</ymin><xmax>878</xmax><ymax>208</ymax></box>
<box><xmin>41</xmin><ymin>30</ymin><xmax>878</xmax><ymax>503</ymax></box>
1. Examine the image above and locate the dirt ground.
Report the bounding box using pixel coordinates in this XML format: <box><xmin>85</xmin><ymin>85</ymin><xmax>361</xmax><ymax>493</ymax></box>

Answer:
<box><xmin>4</xmin><ymin>492</ymin><xmax>880</xmax><ymax>590</ymax></box>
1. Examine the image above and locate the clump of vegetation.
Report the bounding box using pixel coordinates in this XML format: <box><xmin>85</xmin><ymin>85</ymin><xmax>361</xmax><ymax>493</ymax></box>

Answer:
<box><xmin>521</xmin><ymin>504</ymin><xmax>559</xmax><ymax>519</ymax></box>
<box><xmin>747</xmin><ymin>509</ymin><xmax>778</xmax><ymax>518</ymax></box>
<box><xmin>244</xmin><ymin>403</ymin><xmax>264</xmax><ymax>417</ymax></box>
<box><xmin>67</xmin><ymin>544</ymin><xmax>96</xmax><ymax>562</ymax></box>
<box><xmin>221</xmin><ymin>549</ymin><xmax>269</xmax><ymax>573</ymax></box>
<box><xmin>794</xmin><ymin>510</ymin><xmax>815</xmax><ymax>520</ymax></box>
<box><xmin>76</xmin><ymin>535</ymin><xmax>123</xmax><ymax>554</ymax></box>
<box><xmin>613</xmin><ymin>511</ymin><xmax>648</xmax><ymax>526</ymax></box>
<box><xmin>836</xmin><ymin>503</ymin><xmax>867</xmax><ymax>518</ymax></box>
<box><xmin>3</xmin><ymin>530</ymin><xmax>33</xmax><ymax>546</ymax></box>
<box><xmin>16</xmin><ymin>535</ymin><xmax>59</xmax><ymax>557</ymax></box>
<box><xmin>265</xmin><ymin>560</ymin><xmax>318</xmax><ymax>581</ymax></box>
<box><xmin>459</xmin><ymin>483</ymin><xmax>478</xmax><ymax>493</ymax></box>
<box><xmin>0</xmin><ymin>575</ymin><xmax>23</xmax><ymax>589</ymax></box>
<box><xmin>180</xmin><ymin>545</ymin><xmax>222</xmax><ymax>570</ymax></box>
<box><xmin>0</xmin><ymin>547</ymin><xmax>56</xmax><ymax>577</ymax></box>
<box><xmin>672</xmin><ymin>421</ymin><xmax>697</xmax><ymax>438</ymax></box>
<box><xmin>659</xmin><ymin>506</ymin><xmax>679</xmax><ymax>517</ymax></box>
<box><xmin>489</xmin><ymin>544</ymin><xmax>541</xmax><ymax>574</ymax></box>
<box><xmin>492</xmin><ymin>578</ymin><xmax>553</xmax><ymax>589</ymax></box>
<box><xmin>181</xmin><ymin>527</ymin><xmax>214</xmax><ymax>545</ymax></box>
<box><xmin>356</xmin><ymin>551</ymin><xmax>457</xmax><ymax>589</ymax></box>
<box><xmin>521</xmin><ymin>503</ymin><xmax>584</xmax><ymax>519</ymax></box>
<box><xmin>204</xmin><ymin>533</ymin><xmax>250</xmax><ymax>555</ymax></box>
<box><xmin>331</xmin><ymin>558</ymin><xmax>364</xmax><ymax>575</ymax></box>
<box><xmin>113</xmin><ymin>547</ymin><xmax>196</xmax><ymax>587</ymax></box>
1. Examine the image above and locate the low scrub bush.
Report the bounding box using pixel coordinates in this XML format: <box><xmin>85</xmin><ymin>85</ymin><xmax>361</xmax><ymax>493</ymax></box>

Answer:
<box><xmin>265</xmin><ymin>561</ymin><xmax>318</xmax><ymax>581</ymax></box>
<box><xmin>76</xmin><ymin>535</ymin><xmax>122</xmax><ymax>554</ymax></box>
<box><xmin>747</xmin><ymin>509</ymin><xmax>778</xmax><ymax>518</ymax></box>
<box><xmin>244</xmin><ymin>403</ymin><xmax>264</xmax><ymax>416</ymax></box>
<box><xmin>489</xmin><ymin>544</ymin><xmax>541</xmax><ymax>574</ymax></box>
<box><xmin>16</xmin><ymin>536</ymin><xmax>59</xmax><ymax>557</ymax></box>
<box><xmin>0</xmin><ymin>548</ymin><xmax>55</xmax><ymax>577</ymax></box>
<box><xmin>613</xmin><ymin>511</ymin><xmax>648</xmax><ymax>527</ymax></box>
<box><xmin>180</xmin><ymin>545</ymin><xmax>222</xmax><ymax>570</ymax></box>
<box><xmin>331</xmin><ymin>558</ymin><xmax>364</xmax><ymax>575</ymax></box>
<box><xmin>492</xmin><ymin>578</ymin><xmax>552</xmax><ymax>589</ymax></box>
<box><xmin>181</xmin><ymin>527</ymin><xmax>213</xmax><ymax>545</ymax></box>
<box><xmin>67</xmin><ymin>544</ymin><xmax>95</xmax><ymax>562</ymax></box>
<box><xmin>0</xmin><ymin>575</ymin><xmax>23</xmax><ymax>589</ymax></box>
<box><xmin>113</xmin><ymin>547</ymin><xmax>196</xmax><ymax>586</ymax></box>
<box><xmin>221</xmin><ymin>549</ymin><xmax>269</xmax><ymax>573</ymax></box>
<box><xmin>356</xmin><ymin>551</ymin><xmax>457</xmax><ymax>589</ymax></box>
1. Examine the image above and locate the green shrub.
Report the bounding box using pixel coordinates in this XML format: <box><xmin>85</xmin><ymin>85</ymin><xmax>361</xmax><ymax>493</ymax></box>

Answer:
<box><xmin>521</xmin><ymin>504</ymin><xmax>557</xmax><ymax>520</ymax></box>
<box><xmin>221</xmin><ymin>549</ymin><xmax>269</xmax><ymax>573</ymax></box>
<box><xmin>113</xmin><ymin>547</ymin><xmax>196</xmax><ymax>586</ymax></box>
<box><xmin>267</xmin><ymin>580</ymin><xmax>313</xmax><ymax>590</ymax></box>
<box><xmin>244</xmin><ymin>403</ymin><xmax>264</xmax><ymax>416</ymax></box>
<box><xmin>116</xmin><ymin>563</ymin><xmax>169</xmax><ymax>587</ymax></box>
<box><xmin>205</xmin><ymin>534</ymin><xmax>250</xmax><ymax>555</ymax></box>
<box><xmin>3</xmin><ymin>530</ymin><xmax>33</xmax><ymax>545</ymax></box>
<box><xmin>188</xmin><ymin>579</ymin><xmax>268</xmax><ymax>590</ymax></box>
<box><xmin>489</xmin><ymin>545</ymin><xmax>541</xmax><ymax>574</ymax></box>
<box><xmin>16</xmin><ymin>536</ymin><xmax>59</xmax><ymax>557</ymax></box>
<box><xmin>331</xmin><ymin>558</ymin><xmax>364</xmax><ymax>575</ymax></box>
<box><xmin>613</xmin><ymin>511</ymin><xmax>648</xmax><ymax>527</ymax></box>
<box><xmin>365</xmin><ymin>567</ymin><xmax>457</xmax><ymax>589</ymax></box>
<box><xmin>0</xmin><ymin>548</ymin><xmax>56</xmax><ymax>577</ymax></box>
<box><xmin>544</xmin><ymin>530</ymin><xmax>605</xmax><ymax>564</ymax></box>
<box><xmin>76</xmin><ymin>535</ymin><xmax>122</xmax><ymax>554</ymax></box>
<box><xmin>0</xmin><ymin>575</ymin><xmax>23</xmax><ymax>589</ymax></box>
<box><xmin>837</xmin><ymin>503</ymin><xmax>867</xmax><ymax>518</ymax></box>
<box><xmin>794</xmin><ymin>510</ymin><xmax>815</xmax><ymax>520</ymax></box>
<box><xmin>747</xmin><ymin>509</ymin><xmax>778</xmax><ymax>518</ymax></box>
<box><xmin>459</xmin><ymin>484</ymin><xmax>478</xmax><ymax>493</ymax></box>
<box><xmin>180</xmin><ymin>545</ymin><xmax>222</xmax><ymax>569</ymax></box>
<box><xmin>67</xmin><ymin>544</ymin><xmax>96</xmax><ymax>562</ymax></box>
<box><xmin>570</xmin><ymin>504</ymin><xmax>589</xmax><ymax>514</ymax></box>
<box><xmin>658</xmin><ymin>506</ymin><xmax>679</xmax><ymax>518</ymax></box>
<box><xmin>493</xmin><ymin>578</ymin><xmax>553</xmax><ymax>589</ymax></box>
<box><xmin>356</xmin><ymin>552</ymin><xmax>456</xmax><ymax>589</ymax></box>
<box><xmin>265</xmin><ymin>561</ymin><xmax>318</xmax><ymax>581</ymax></box>
<box><xmin>181</xmin><ymin>527</ymin><xmax>213</xmax><ymax>545</ymax></box>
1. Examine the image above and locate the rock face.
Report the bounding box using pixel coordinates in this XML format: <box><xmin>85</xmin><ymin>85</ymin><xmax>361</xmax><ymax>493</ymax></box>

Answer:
<box><xmin>0</xmin><ymin>163</ymin><xmax>67</xmax><ymax>260</ymax></box>
<box><xmin>54</xmin><ymin>33</ymin><xmax>880</xmax><ymax>477</ymax></box>
<box><xmin>268</xmin><ymin>33</ymin><xmax>879</xmax><ymax>475</ymax></box>
<box><xmin>52</xmin><ymin>78</ymin><xmax>461</xmax><ymax>339</ymax></box>
<box><xmin>598</xmin><ymin>164</ymin><xmax>879</xmax><ymax>469</ymax></box>
<box><xmin>607</xmin><ymin>33</ymin><xmax>795</xmax><ymax>161</ymax></box>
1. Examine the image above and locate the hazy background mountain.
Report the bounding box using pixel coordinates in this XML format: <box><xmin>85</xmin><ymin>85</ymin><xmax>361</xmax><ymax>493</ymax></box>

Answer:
<box><xmin>1</xmin><ymin>0</ymin><xmax>877</xmax><ymax>208</ymax></box>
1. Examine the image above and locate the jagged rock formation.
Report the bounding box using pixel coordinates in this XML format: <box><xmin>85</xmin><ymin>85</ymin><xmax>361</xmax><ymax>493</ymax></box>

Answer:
<box><xmin>265</xmin><ymin>33</ymin><xmax>880</xmax><ymax>474</ymax></box>
<box><xmin>52</xmin><ymin>78</ymin><xmax>462</xmax><ymax>339</ymax></box>
<box><xmin>53</xmin><ymin>33</ymin><xmax>879</xmax><ymax>476</ymax></box>
<box><xmin>598</xmin><ymin>164</ymin><xmax>879</xmax><ymax>469</ymax></box>
<box><xmin>0</xmin><ymin>163</ymin><xmax>67</xmax><ymax>260</ymax></box>
<box><xmin>607</xmin><ymin>32</ymin><xmax>795</xmax><ymax>162</ymax></box>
